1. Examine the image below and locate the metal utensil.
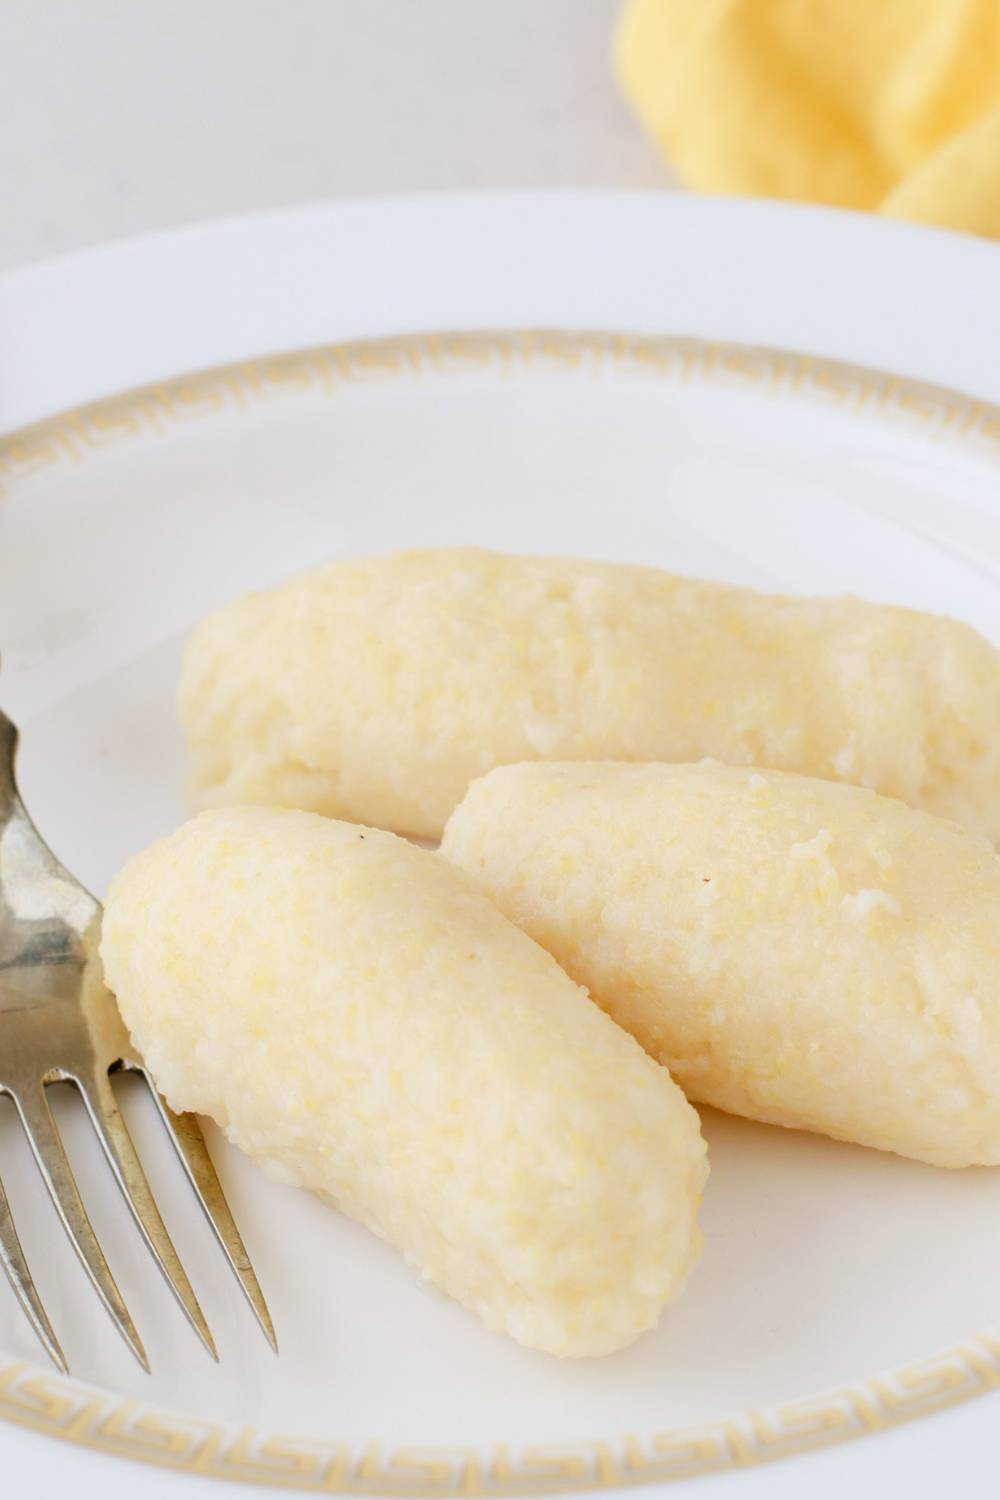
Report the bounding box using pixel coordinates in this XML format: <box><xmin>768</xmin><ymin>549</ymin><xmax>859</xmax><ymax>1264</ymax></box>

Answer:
<box><xmin>0</xmin><ymin>703</ymin><xmax>276</xmax><ymax>1373</ymax></box>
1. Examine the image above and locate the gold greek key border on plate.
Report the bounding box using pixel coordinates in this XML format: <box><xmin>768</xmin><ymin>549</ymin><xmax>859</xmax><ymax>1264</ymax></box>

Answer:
<box><xmin>1</xmin><ymin>1327</ymin><xmax>999</xmax><ymax>1491</ymax></box>
<box><xmin>1</xmin><ymin>330</ymin><xmax>1000</xmax><ymax>497</ymax></box>
<box><xmin>1</xmin><ymin>328</ymin><xmax>1000</xmax><ymax>1489</ymax></box>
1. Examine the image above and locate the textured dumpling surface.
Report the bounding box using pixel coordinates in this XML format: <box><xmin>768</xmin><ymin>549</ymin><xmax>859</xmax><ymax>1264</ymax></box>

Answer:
<box><xmin>178</xmin><ymin>548</ymin><xmax>1000</xmax><ymax>841</ymax></box>
<box><xmin>100</xmin><ymin>806</ymin><xmax>707</xmax><ymax>1357</ymax></box>
<box><xmin>442</xmin><ymin>761</ymin><xmax>1000</xmax><ymax>1167</ymax></box>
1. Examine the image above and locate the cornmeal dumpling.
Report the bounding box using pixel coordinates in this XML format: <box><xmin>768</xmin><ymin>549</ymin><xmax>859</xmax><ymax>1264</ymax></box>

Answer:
<box><xmin>179</xmin><ymin>548</ymin><xmax>1000</xmax><ymax>841</ymax></box>
<box><xmin>442</xmin><ymin>761</ymin><xmax>1000</xmax><ymax>1168</ymax></box>
<box><xmin>100</xmin><ymin>806</ymin><xmax>707</xmax><ymax>1357</ymax></box>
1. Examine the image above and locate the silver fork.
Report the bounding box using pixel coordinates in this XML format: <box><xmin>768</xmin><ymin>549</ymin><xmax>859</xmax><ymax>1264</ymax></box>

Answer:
<box><xmin>0</xmin><ymin>703</ymin><xmax>276</xmax><ymax>1373</ymax></box>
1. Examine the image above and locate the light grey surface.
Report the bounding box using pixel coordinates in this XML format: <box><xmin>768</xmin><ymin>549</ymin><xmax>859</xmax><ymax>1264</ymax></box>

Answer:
<box><xmin>0</xmin><ymin>0</ymin><xmax>677</xmax><ymax>274</ymax></box>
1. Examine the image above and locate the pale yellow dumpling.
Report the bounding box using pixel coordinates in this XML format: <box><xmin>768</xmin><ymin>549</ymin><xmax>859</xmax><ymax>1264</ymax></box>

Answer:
<box><xmin>100</xmin><ymin>806</ymin><xmax>707</xmax><ymax>1357</ymax></box>
<box><xmin>442</xmin><ymin>761</ymin><xmax>1000</xmax><ymax>1167</ymax></box>
<box><xmin>178</xmin><ymin>548</ymin><xmax>1000</xmax><ymax>841</ymax></box>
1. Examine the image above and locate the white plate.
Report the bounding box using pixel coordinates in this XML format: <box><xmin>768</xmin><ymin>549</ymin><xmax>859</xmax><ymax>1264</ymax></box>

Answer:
<box><xmin>2</xmin><ymin>194</ymin><xmax>1000</xmax><ymax>1500</ymax></box>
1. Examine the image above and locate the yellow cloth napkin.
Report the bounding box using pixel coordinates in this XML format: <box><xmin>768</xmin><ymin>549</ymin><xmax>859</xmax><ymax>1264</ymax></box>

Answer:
<box><xmin>616</xmin><ymin>0</ymin><xmax>1000</xmax><ymax>239</ymax></box>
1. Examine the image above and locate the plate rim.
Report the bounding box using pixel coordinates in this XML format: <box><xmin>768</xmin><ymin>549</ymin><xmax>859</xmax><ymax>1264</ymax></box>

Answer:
<box><xmin>5</xmin><ymin>189</ymin><xmax>1000</xmax><ymax>442</ymax></box>
<box><xmin>2</xmin><ymin>326</ymin><xmax>1000</xmax><ymax>1492</ymax></box>
<box><xmin>3</xmin><ymin>326</ymin><xmax>1000</xmax><ymax>502</ymax></box>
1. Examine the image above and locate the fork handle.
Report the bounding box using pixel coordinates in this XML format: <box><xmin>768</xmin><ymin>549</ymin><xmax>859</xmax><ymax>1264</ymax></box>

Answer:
<box><xmin>0</xmin><ymin>705</ymin><xmax>19</xmax><ymax>827</ymax></box>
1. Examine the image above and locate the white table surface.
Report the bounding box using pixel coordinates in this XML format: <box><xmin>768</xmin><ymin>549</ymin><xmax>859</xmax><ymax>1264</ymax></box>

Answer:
<box><xmin>0</xmin><ymin>0</ymin><xmax>676</xmax><ymax>276</ymax></box>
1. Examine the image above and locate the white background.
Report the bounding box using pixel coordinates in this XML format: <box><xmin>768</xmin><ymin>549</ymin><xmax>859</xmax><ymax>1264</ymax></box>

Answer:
<box><xmin>0</xmin><ymin>0</ymin><xmax>677</xmax><ymax>275</ymax></box>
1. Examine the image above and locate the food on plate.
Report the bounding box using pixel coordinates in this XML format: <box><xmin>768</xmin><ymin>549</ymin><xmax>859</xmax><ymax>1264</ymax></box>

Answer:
<box><xmin>178</xmin><ymin>548</ymin><xmax>1000</xmax><ymax>842</ymax></box>
<box><xmin>441</xmin><ymin>760</ymin><xmax>1000</xmax><ymax>1168</ymax></box>
<box><xmin>100</xmin><ymin>805</ymin><xmax>707</xmax><ymax>1357</ymax></box>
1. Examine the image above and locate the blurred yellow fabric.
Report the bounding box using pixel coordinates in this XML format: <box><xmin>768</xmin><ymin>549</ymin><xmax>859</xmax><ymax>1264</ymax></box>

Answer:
<box><xmin>615</xmin><ymin>0</ymin><xmax>1000</xmax><ymax>239</ymax></box>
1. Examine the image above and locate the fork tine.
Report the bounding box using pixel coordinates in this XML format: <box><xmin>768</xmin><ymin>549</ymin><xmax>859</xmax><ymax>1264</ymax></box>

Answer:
<box><xmin>77</xmin><ymin>1067</ymin><xmax>218</xmax><ymax>1360</ymax></box>
<box><xmin>144</xmin><ymin>1086</ymin><xmax>277</xmax><ymax>1352</ymax></box>
<box><xmin>13</xmin><ymin>1084</ymin><xmax>149</xmax><ymax>1371</ymax></box>
<box><xmin>0</xmin><ymin>1162</ymin><xmax>68</xmax><ymax>1373</ymax></box>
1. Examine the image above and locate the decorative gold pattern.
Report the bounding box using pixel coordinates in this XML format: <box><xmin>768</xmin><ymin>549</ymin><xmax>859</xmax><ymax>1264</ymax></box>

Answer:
<box><xmin>1</xmin><ymin>329</ymin><xmax>999</xmax><ymax>1489</ymax></box>
<box><xmin>2</xmin><ymin>331</ymin><xmax>1000</xmax><ymax>498</ymax></box>
<box><xmin>1</xmin><ymin>1330</ymin><xmax>1000</xmax><ymax>1491</ymax></box>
